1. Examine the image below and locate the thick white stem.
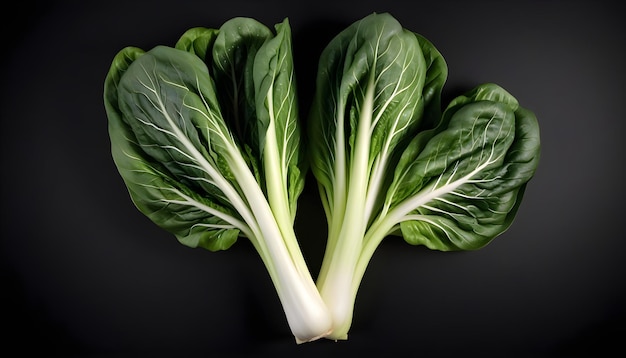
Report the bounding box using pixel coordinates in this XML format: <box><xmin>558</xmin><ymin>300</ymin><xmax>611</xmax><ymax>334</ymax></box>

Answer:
<box><xmin>318</xmin><ymin>70</ymin><xmax>377</xmax><ymax>340</ymax></box>
<box><xmin>230</xmin><ymin>149</ymin><xmax>332</xmax><ymax>342</ymax></box>
<box><xmin>258</xmin><ymin>94</ymin><xmax>333</xmax><ymax>341</ymax></box>
<box><xmin>153</xmin><ymin>74</ymin><xmax>331</xmax><ymax>341</ymax></box>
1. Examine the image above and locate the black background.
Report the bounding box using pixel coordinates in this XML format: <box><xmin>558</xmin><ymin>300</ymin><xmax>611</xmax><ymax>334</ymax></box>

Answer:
<box><xmin>2</xmin><ymin>1</ymin><xmax>624</xmax><ymax>357</ymax></box>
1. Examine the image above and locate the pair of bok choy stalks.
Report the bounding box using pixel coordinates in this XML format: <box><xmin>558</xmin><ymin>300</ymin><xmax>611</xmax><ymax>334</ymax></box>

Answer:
<box><xmin>103</xmin><ymin>13</ymin><xmax>540</xmax><ymax>343</ymax></box>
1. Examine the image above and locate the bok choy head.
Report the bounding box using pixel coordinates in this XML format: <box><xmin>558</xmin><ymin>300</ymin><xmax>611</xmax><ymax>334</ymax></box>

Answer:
<box><xmin>308</xmin><ymin>12</ymin><xmax>541</xmax><ymax>340</ymax></box>
<box><xmin>103</xmin><ymin>17</ymin><xmax>332</xmax><ymax>343</ymax></box>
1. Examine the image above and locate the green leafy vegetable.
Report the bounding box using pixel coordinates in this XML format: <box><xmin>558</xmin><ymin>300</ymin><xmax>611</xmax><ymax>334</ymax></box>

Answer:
<box><xmin>103</xmin><ymin>12</ymin><xmax>540</xmax><ymax>343</ymax></box>
<box><xmin>103</xmin><ymin>17</ymin><xmax>332</xmax><ymax>343</ymax></box>
<box><xmin>308</xmin><ymin>13</ymin><xmax>541</xmax><ymax>340</ymax></box>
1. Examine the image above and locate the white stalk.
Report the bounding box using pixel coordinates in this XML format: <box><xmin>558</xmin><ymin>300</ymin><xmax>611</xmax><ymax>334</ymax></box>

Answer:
<box><xmin>135</xmin><ymin>58</ymin><xmax>332</xmax><ymax>342</ymax></box>
<box><xmin>230</xmin><ymin>145</ymin><xmax>332</xmax><ymax>342</ymax></box>
<box><xmin>318</xmin><ymin>69</ymin><xmax>377</xmax><ymax>340</ymax></box>
<box><xmin>165</xmin><ymin>85</ymin><xmax>332</xmax><ymax>342</ymax></box>
<box><xmin>260</xmin><ymin>85</ymin><xmax>333</xmax><ymax>342</ymax></box>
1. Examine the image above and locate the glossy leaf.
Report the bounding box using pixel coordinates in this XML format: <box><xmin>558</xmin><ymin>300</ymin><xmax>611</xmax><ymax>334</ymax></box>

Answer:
<box><xmin>105</xmin><ymin>45</ymin><xmax>244</xmax><ymax>251</ymax></box>
<box><xmin>253</xmin><ymin>19</ymin><xmax>305</xmax><ymax>223</ymax></box>
<box><xmin>382</xmin><ymin>83</ymin><xmax>541</xmax><ymax>251</ymax></box>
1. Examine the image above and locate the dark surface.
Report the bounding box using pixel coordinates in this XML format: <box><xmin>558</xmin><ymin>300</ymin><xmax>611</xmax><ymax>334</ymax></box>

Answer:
<box><xmin>1</xmin><ymin>1</ymin><xmax>624</xmax><ymax>357</ymax></box>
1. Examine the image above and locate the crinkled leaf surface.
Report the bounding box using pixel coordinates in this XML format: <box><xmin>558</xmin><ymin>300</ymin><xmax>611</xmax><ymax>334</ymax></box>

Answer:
<box><xmin>384</xmin><ymin>83</ymin><xmax>541</xmax><ymax>250</ymax></box>
<box><xmin>105</xmin><ymin>45</ymin><xmax>244</xmax><ymax>251</ymax></box>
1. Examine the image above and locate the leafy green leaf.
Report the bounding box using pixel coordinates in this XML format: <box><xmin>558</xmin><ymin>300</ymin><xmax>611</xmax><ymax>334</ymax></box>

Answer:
<box><xmin>211</xmin><ymin>18</ymin><xmax>273</xmax><ymax>149</ymax></box>
<box><xmin>104</xmin><ymin>46</ymin><xmax>242</xmax><ymax>251</ymax></box>
<box><xmin>414</xmin><ymin>32</ymin><xmax>448</xmax><ymax>130</ymax></box>
<box><xmin>175</xmin><ymin>27</ymin><xmax>219</xmax><ymax>62</ymax></box>
<box><xmin>384</xmin><ymin>83</ymin><xmax>541</xmax><ymax>250</ymax></box>
<box><xmin>253</xmin><ymin>18</ymin><xmax>305</xmax><ymax>223</ymax></box>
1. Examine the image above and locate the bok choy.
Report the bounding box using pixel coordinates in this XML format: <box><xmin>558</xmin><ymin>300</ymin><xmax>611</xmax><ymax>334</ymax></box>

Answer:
<box><xmin>103</xmin><ymin>17</ymin><xmax>332</xmax><ymax>343</ymax></box>
<box><xmin>103</xmin><ymin>12</ymin><xmax>540</xmax><ymax>343</ymax></box>
<box><xmin>308</xmin><ymin>13</ymin><xmax>541</xmax><ymax>340</ymax></box>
